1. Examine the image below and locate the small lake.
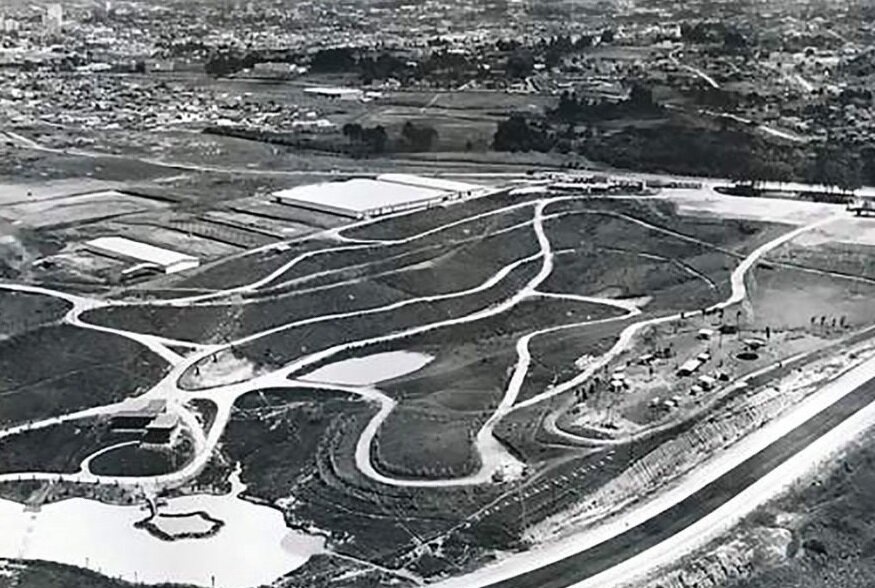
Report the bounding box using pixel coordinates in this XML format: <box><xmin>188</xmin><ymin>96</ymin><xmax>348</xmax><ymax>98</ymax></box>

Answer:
<box><xmin>0</xmin><ymin>471</ymin><xmax>324</xmax><ymax>588</ymax></box>
<box><xmin>300</xmin><ymin>350</ymin><xmax>434</xmax><ymax>386</ymax></box>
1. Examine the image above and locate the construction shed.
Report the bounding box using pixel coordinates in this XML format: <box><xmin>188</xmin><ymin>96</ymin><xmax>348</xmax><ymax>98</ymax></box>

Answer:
<box><xmin>111</xmin><ymin>400</ymin><xmax>167</xmax><ymax>430</ymax></box>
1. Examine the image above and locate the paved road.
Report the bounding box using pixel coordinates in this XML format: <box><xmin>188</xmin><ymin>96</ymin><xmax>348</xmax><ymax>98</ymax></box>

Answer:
<box><xmin>484</xmin><ymin>367</ymin><xmax>875</xmax><ymax>588</ymax></box>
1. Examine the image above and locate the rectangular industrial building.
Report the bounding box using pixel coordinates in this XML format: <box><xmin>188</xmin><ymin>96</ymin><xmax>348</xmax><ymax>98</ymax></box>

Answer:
<box><xmin>272</xmin><ymin>175</ymin><xmax>485</xmax><ymax>219</ymax></box>
<box><xmin>303</xmin><ymin>86</ymin><xmax>363</xmax><ymax>100</ymax></box>
<box><xmin>274</xmin><ymin>178</ymin><xmax>444</xmax><ymax>219</ymax></box>
<box><xmin>376</xmin><ymin>174</ymin><xmax>483</xmax><ymax>194</ymax></box>
<box><xmin>86</xmin><ymin>236</ymin><xmax>200</xmax><ymax>274</ymax></box>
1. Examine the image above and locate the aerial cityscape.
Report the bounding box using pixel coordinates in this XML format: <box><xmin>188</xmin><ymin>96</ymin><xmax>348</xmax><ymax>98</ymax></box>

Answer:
<box><xmin>3</xmin><ymin>1</ymin><xmax>875</xmax><ymax>587</ymax></box>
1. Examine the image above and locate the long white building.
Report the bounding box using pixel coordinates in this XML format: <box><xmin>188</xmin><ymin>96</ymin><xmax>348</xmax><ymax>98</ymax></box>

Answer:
<box><xmin>86</xmin><ymin>236</ymin><xmax>200</xmax><ymax>274</ymax></box>
<box><xmin>272</xmin><ymin>175</ymin><xmax>484</xmax><ymax>219</ymax></box>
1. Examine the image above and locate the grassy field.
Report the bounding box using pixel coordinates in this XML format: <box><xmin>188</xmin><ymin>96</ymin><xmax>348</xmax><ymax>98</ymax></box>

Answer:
<box><xmin>181</xmin><ymin>258</ymin><xmax>543</xmax><ymax>386</ymax></box>
<box><xmin>0</xmin><ymin>291</ymin><xmax>69</xmax><ymax>339</ymax></box>
<box><xmin>0</xmin><ymin>325</ymin><xmax>167</xmax><ymax>427</ymax></box>
<box><xmin>88</xmin><ymin>438</ymin><xmax>195</xmax><ymax>477</ymax></box>
<box><xmin>84</xmin><ymin>278</ymin><xmax>413</xmax><ymax>343</ymax></box>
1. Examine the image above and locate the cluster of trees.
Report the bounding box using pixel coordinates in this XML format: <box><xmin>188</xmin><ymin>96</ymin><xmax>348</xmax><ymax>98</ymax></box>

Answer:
<box><xmin>204</xmin><ymin>53</ymin><xmax>246</xmax><ymax>77</ymax></box>
<box><xmin>310</xmin><ymin>47</ymin><xmax>357</xmax><ymax>73</ymax></box>
<box><xmin>204</xmin><ymin>30</ymin><xmax>608</xmax><ymax>82</ymax></box>
<box><xmin>204</xmin><ymin>49</ymin><xmax>299</xmax><ymax>78</ymax></box>
<box><xmin>340</xmin><ymin>121</ymin><xmax>439</xmax><ymax>154</ymax></box>
<box><xmin>341</xmin><ymin>123</ymin><xmax>388</xmax><ymax>154</ymax></box>
<box><xmin>681</xmin><ymin>22</ymin><xmax>749</xmax><ymax>50</ymax></box>
<box><xmin>309</xmin><ymin>46</ymin><xmax>476</xmax><ymax>84</ymax></box>
<box><xmin>400</xmin><ymin>121</ymin><xmax>439</xmax><ymax>151</ymax></box>
<box><xmin>493</xmin><ymin>115</ymin><xmax>553</xmax><ymax>152</ymax></box>
<box><xmin>551</xmin><ymin>84</ymin><xmax>659</xmax><ymax>123</ymax></box>
<box><xmin>203</xmin><ymin>120</ymin><xmax>438</xmax><ymax>158</ymax></box>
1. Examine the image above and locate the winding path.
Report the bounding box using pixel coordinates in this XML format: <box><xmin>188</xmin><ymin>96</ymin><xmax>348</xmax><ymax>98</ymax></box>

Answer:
<box><xmin>0</xmin><ymin>199</ymin><xmax>841</xmax><ymax>494</ymax></box>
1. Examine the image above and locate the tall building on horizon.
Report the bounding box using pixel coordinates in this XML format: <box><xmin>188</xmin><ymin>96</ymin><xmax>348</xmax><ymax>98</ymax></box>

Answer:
<box><xmin>44</xmin><ymin>3</ymin><xmax>63</xmax><ymax>34</ymax></box>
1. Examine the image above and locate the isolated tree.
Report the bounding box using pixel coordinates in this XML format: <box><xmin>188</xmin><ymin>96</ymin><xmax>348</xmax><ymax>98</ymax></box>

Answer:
<box><xmin>506</xmin><ymin>49</ymin><xmax>535</xmax><ymax>79</ymax></box>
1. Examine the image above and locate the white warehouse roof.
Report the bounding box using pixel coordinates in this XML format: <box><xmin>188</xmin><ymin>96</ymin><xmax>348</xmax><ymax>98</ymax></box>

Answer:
<box><xmin>86</xmin><ymin>236</ymin><xmax>199</xmax><ymax>273</ymax></box>
<box><xmin>273</xmin><ymin>179</ymin><xmax>448</xmax><ymax>218</ymax></box>
<box><xmin>377</xmin><ymin>173</ymin><xmax>483</xmax><ymax>193</ymax></box>
<box><xmin>303</xmin><ymin>86</ymin><xmax>363</xmax><ymax>97</ymax></box>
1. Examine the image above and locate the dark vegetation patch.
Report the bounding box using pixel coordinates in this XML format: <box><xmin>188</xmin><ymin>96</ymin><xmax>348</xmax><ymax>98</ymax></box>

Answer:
<box><xmin>280</xmin><ymin>404</ymin><xmax>514</xmax><ymax>564</ymax></box>
<box><xmin>0</xmin><ymin>560</ymin><xmax>189</xmax><ymax>588</ymax></box>
<box><xmin>0</xmin><ymin>291</ymin><xmax>70</xmax><ymax>338</ymax></box>
<box><xmin>223</xmin><ymin>387</ymin><xmax>356</xmax><ymax>502</ymax></box>
<box><xmin>0</xmin><ymin>417</ymin><xmax>140</xmax><ymax>475</ymax></box>
<box><xmin>276</xmin><ymin>554</ymin><xmax>415</xmax><ymax>588</ymax></box>
<box><xmin>0</xmin><ymin>325</ymin><xmax>166</xmax><ymax>427</ymax></box>
<box><xmin>88</xmin><ymin>435</ymin><xmax>195</xmax><ymax>477</ymax></box>
<box><xmin>187</xmin><ymin>399</ymin><xmax>218</xmax><ymax>434</ymax></box>
<box><xmin>372</xmin><ymin>404</ymin><xmax>485</xmax><ymax>480</ymax></box>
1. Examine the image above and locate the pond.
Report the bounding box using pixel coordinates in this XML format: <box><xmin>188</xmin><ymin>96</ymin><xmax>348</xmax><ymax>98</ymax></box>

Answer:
<box><xmin>300</xmin><ymin>350</ymin><xmax>434</xmax><ymax>386</ymax></box>
<box><xmin>0</xmin><ymin>469</ymin><xmax>325</xmax><ymax>587</ymax></box>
